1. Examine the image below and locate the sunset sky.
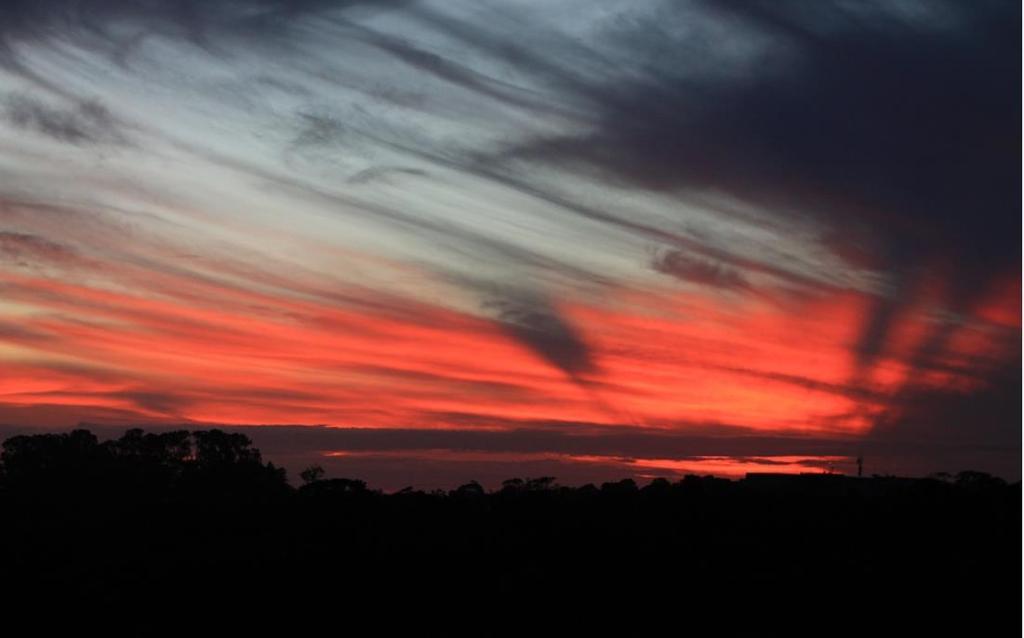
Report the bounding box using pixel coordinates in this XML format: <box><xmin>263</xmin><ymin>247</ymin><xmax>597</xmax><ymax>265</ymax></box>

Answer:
<box><xmin>0</xmin><ymin>0</ymin><xmax>1019</xmax><ymax>488</ymax></box>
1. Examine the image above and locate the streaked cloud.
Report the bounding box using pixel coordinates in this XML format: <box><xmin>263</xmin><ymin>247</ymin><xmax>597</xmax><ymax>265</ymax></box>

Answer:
<box><xmin>0</xmin><ymin>0</ymin><xmax>1018</xmax><ymax>482</ymax></box>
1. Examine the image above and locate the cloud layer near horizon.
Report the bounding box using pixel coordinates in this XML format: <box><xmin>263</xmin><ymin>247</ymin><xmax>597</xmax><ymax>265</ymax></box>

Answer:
<box><xmin>0</xmin><ymin>0</ymin><xmax>1019</xmax><ymax>484</ymax></box>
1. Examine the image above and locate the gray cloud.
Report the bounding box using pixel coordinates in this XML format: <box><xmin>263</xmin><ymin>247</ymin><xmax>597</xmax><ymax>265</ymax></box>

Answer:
<box><xmin>347</xmin><ymin>165</ymin><xmax>427</xmax><ymax>184</ymax></box>
<box><xmin>709</xmin><ymin>366</ymin><xmax>883</xmax><ymax>403</ymax></box>
<box><xmin>482</xmin><ymin>291</ymin><xmax>594</xmax><ymax>380</ymax></box>
<box><xmin>0</xmin><ymin>320</ymin><xmax>55</xmax><ymax>344</ymax></box>
<box><xmin>115</xmin><ymin>390</ymin><xmax>193</xmax><ymax>415</ymax></box>
<box><xmin>496</xmin><ymin>0</ymin><xmax>1020</xmax><ymax>376</ymax></box>
<box><xmin>652</xmin><ymin>248</ymin><xmax>749</xmax><ymax>290</ymax></box>
<box><xmin>0</xmin><ymin>1</ymin><xmax>412</xmax><ymax>45</ymax></box>
<box><xmin>0</xmin><ymin>230</ymin><xmax>80</xmax><ymax>264</ymax></box>
<box><xmin>0</xmin><ymin>419</ymin><xmax>855</xmax><ymax>462</ymax></box>
<box><xmin>3</xmin><ymin>94</ymin><xmax>125</xmax><ymax>144</ymax></box>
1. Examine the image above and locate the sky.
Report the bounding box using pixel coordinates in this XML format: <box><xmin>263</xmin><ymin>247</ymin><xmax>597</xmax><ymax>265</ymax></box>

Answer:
<box><xmin>0</xmin><ymin>0</ymin><xmax>1020</xmax><ymax>489</ymax></box>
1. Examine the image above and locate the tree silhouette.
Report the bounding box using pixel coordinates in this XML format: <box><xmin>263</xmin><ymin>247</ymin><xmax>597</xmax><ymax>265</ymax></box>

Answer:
<box><xmin>300</xmin><ymin>464</ymin><xmax>325</xmax><ymax>485</ymax></box>
<box><xmin>0</xmin><ymin>426</ymin><xmax>1016</xmax><ymax>632</ymax></box>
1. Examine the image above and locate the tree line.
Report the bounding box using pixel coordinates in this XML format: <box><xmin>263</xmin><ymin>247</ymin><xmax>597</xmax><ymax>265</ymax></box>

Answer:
<box><xmin>0</xmin><ymin>427</ymin><xmax>1018</xmax><ymax>632</ymax></box>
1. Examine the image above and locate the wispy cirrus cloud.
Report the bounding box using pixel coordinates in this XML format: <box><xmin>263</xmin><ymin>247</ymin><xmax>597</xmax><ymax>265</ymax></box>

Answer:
<box><xmin>0</xmin><ymin>0</ymin><xmax>1018</xmax><ymax>483</ymax></box>
<box><xmin>2</xmin><ymin>94</ymin><xmax>125</xmax><ymax>144</ymax></box>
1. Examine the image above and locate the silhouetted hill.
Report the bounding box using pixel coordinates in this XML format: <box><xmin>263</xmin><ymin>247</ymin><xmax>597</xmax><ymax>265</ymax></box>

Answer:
<box><xmin>0</xmin><ymin>428</ymin><xmax>1019</xmax><ymax>631</ymax></box>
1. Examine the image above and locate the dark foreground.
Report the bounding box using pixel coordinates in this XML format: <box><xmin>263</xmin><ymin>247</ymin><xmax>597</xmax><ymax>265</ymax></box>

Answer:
<box><xmin>1</xmin><ymin>428</ymin><xmax>1019</xmax><ymax>631</ymax></box>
